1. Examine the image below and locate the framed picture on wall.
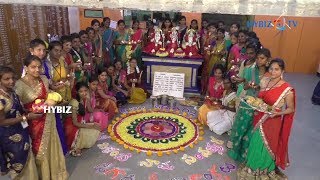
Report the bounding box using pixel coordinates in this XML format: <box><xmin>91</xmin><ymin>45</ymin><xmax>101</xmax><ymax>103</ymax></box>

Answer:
<box><xmin>84</xmin><ymin>9</ymin><xmax>104</xmax><ymax>18</ymax></box>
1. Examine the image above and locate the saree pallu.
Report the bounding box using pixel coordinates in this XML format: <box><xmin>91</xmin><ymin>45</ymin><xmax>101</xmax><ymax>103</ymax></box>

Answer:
<box><xmin>64</xmin><ymin>99</ymin><xmax>100</xmax><ymax>151</ymax></box>
<box><xmin>115</xmin><ymin>31</ymin><xmax>130</xmax><ymax>68</ymax></box>
<box><xmin>127</xmin><ymin>71</ymin><xmax>147</xmax><ymax>104</ymax></box>
<box><xmin>128</xmin><ymin>87</ymin><xmax>147</xmax><ymax>104</ymax></box>
<box><xmin>102</xmin><ymin>29</ymin><xmax>115</xmax><ymax>66</ymax></box>
<box><xmin>201</xmin><ymin>34</ymin><xmax>216</xmax><ymax>95</ymax></box>
<box><xmin>49</xmin><ymin>58</ymin><xmax>71</xmax><ymax>155</ymax></box>
<box><xmin>113</xmin><ymin>70</ymin><xmax>128</xmax><ymax>105</ymax></box>
<box><xmin>95</xmin><ymin>97</ymin><xmax>118</xmax><ymax>121</ymax></box>
<box><xmin>93</xmin><ymin>35</ymin><xmax>104</xmax><ymax>73</ymax></box>
<box><xmin>238</xmin><ymin>83</ymin><xmax>295</xmax><ymax>179</ymax></box>
<box><xmin>131</xmin><ymin>29</ymin><xmax>144</xmax><ymax>67</ymax></box>
<box><xmin>82</xmin><ymin>42</ymin><xmax>95</xmax><ymax>81</ymax></box>
<box><xmin>15</xmin><ymin>76</ymin><xmax>68</xmax><ymax>180</ymax></box>
<box><xmin>64</xmin><ymin>116</ymin><xmax>100</xmax><ymax>151</ymax></box>
<box><xmin>236</xmin><ymin>62</ymin><xmax>260</xmax><ymax>106</ymax></box>
<box><xmin>51</xmin><ymin>57</ymin><xmax>72</xmax><ymax>102</ymax></box>
<box><xmin>96</xmin><ymin>83</ymin><xmax>118</xmax><ymax>121</ymax></box>
<box><xmin>0</xmin><ymin>92</ymin><xmax>38</xmax><ymax>180</ymax></box>
<box><xmin>228</xmin><ymin>63</ymin><xmax>259</xmax><ymax>162</ymax></box>
<box><xmin>87</xmin><ymin>93</ymin><xmax>110</xmax><ymax>130</ymax></box>
<box><xmin>227</xmin><ymin>101</ymin><xmax>254</xmax><ymax>162</ymax></box>
<box><xmin>208</xmin><ymin>41</ymin><xmax>225</xmax><ymax>76</ymax></box>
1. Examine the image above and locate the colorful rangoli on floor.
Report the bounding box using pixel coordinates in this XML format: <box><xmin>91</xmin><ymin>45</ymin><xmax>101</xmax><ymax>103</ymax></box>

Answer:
<box><xmin>108</xmin><ymin>108</ymin><xmax>204</xmax><ymax>156</ymax></box>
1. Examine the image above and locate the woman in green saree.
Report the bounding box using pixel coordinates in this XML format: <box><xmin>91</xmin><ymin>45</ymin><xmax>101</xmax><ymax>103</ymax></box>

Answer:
<box><xmin>227</xmin><ymin>46</ymin><xmax>271</xmax><ymax>163</ymax></box>
<box><xmin>114</xmin><ymin>20</ymin><xmax>130</xmax><ymax>68</ymax></box>
<box><xmin>130</xmin><ymin>20</ymin><xmax>144</xmax><ymax>68</ymax></box>
<box><xmin>102</xmin><ymin>17</ymin><xmax>116</xmax><ymax>66</ymax></box>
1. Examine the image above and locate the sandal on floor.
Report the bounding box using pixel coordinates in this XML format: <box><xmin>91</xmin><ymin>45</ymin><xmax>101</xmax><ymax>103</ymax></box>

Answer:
<box><xmin>226</xmin><ymin>141</ymin><xmax>233</xmax><ymax>149</ymax></box>
<box><xmin>71</xmin><ymin>150</ymin><xmax>82</xmax><ymax>157</ymax></box>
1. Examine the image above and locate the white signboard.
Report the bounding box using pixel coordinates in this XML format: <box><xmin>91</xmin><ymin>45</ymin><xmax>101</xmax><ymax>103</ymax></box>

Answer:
<box><xmin>152</xmin><ymin>72</ymin><xmax>185</xmax><ymax>98</ymax></box>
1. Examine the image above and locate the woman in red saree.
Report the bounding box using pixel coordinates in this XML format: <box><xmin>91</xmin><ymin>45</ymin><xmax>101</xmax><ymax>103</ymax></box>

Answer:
<box><xmin>15</xmin><ymin>55</ymin><xmax>68</xmax><ymax>180</ymax></box>
<box><xmin>238</xmin><ymin>59</ymin><xmax>295</xmax><ymax>179</ymax></box>
<box><xmin>198</xmin><ymin>64</ymin><xmax>225</xmax><ymax>125</ymax></box>
<box><xmin>131</xmin><ymin>20</ymin><xmax>144</xmax><ymax>68</ymax></box>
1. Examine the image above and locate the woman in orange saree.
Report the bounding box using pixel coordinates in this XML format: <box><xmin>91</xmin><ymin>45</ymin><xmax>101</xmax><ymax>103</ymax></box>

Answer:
<box><xmin>95</xmin><ymin>70</ymin><xmax>118</xmax><ymax>120</ymax></box>
<box><xmin>15</xmin><ymin>55</ymin><xmax>68</xmax><ymax>180</ymax></box>
<box><xmin>238</xmin><ymin>59</ymin><xmax>295</xmax><ymax>179</ymax></box>
<box><xmin>201</xmin><ymin>23</ymin><xmax>217</xmax><ymax>94</ymax></box>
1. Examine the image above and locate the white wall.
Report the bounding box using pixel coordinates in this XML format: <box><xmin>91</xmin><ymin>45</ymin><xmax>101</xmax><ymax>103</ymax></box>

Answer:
<box><xmin>68</xmin><ymin>6</ymin><xmax>80</xmax><ymax>34</ymax></box>
<box><xmin>0</xmin><ymin>0</ymin><xmax>319</xmax><ymax>17</ymax></box>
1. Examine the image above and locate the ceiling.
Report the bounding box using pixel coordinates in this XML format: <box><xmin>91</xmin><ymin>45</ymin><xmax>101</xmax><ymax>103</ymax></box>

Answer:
<box><xmin>0</xmin><ymin>0</ymin><xmax>320</xmax><ymax>17</ymax></box>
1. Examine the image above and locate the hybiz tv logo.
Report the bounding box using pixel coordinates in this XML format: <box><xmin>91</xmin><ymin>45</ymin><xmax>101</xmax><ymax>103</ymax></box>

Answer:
<box><xmin>43</xmin><ymin>106</ymin><xmax>72</xmax><ymax>114</ymax></box>
<box><xmin>247</xmin><ymin>16</ymin><xmax>298</xmax><ymax>32</ymax></box>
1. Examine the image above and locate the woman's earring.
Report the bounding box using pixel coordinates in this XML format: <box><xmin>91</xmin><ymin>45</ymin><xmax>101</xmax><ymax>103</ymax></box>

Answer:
<box><xmin>266</xmin><ymin>61</ymin><xmax>270</xmax><ymax>67</ymax></box>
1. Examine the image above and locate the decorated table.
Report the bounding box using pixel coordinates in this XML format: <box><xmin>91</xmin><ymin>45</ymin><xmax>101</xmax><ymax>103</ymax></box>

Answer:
<box><xmin>142</xmin><ymin>56</ymin><xmax>203</xmax><ymax>94</ymax></box>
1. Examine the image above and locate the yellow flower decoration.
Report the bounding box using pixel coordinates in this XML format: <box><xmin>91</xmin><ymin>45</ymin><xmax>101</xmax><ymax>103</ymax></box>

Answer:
<box><xmin>108</xmin><ymin>110</ymin><xmax>202</xmax><ymax>156</ymax></box>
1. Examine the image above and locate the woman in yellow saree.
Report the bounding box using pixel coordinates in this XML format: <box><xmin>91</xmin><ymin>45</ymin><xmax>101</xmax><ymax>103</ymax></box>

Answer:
<box><xmin>208</xmin><ymin>28</ymin><xmax>226</xmax><ymax>75</ymax></box>
<box><xmin>124</xmin><ymin>58</ymin><xmax>147</xmax><ymax>104</ymax></box>
<box><xmin>47</xmin><ymin>41</ymin><xmax>73</xmax><ymax>103</ymax></box>
<box><xmin>15</xmin><ymin>55</ymin><xmax>68</xmax><ymax>180</ymax></box>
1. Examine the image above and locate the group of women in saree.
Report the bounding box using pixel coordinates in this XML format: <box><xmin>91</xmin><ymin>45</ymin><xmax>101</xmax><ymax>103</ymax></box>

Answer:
<box><xmin>200</xmin><ymin>22</ymin><xmax>241</xmax><ymax>95</ymax></box>
<box><xmin>198</xmin><ymin>39</ymin><xmax>296</xmax><ymax>179</ymax></box>
<box><xmin>0</xmin><ymin>32</ymin><xmax>141</xmax><ymax>179</ymax></box>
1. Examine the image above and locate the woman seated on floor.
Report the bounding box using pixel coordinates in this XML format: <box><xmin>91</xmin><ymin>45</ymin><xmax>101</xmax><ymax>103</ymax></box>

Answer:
<box><xmin>88</xmin><ymin>76</ymin><xmax>115</xmax><ymax>129</ymax></box>
<box><xmin>124</xmin><ymin>58</ymin><xmax>147</xmax><ymax>104</ymax></box>
<box><xmin>207</xmin><ymin>77</ymin><xmax>237</xmax><ymax>135</ymax></box>
<box><xmin>96</xmin><ymin>69</ymin><xmax>118</xmax><ymax>119</ymax></box>
<box><xmin>64</xmin><ymin>82</ymin><xmax>101</xmax><ymax>156</ymax></box>
<box><xmin>198</xmin><ymin>64</ymin><xmax>225</xmax><ymax>125</ymax></box>
<box><xmin>112</xmin><ymin>60</ymin><xmax>128</xmax><ymax>106</ymax></box>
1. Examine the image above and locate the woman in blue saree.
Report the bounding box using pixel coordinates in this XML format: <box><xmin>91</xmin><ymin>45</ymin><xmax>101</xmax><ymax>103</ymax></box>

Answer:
<box><xmin>0</xmin><ymin>66</ymin><xmax>41</xmax><ymax>179</ymax></box>
<box><xmin>102</xmin><ymin>17</ymin><xmax>116</xmax><ymax>67</ymax></box>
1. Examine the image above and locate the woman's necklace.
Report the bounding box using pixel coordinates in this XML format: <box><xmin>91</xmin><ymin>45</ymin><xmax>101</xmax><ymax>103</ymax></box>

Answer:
<box><xmin>52</xmin><ymin>59</ymin><xmax>62</xmax><ymax>79</ymax></box>
<box><xmin>265</xmin><ymin>78</ymin><xmax>281</xmax><ymax>91</ymax></box>
<box><xmin>24</xmin><ymin>75</ymin><xmax>40</xmax><ymax>87</ymax></box>
<box><xmin>0</xmin><ymin>88</ymin><xmax>12</xmax><ymax>99</ymax></box>
<box><xmin>214</xmin><ymin>79</ymin><xmax>223</xmax><ymax>91</ymax></box>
